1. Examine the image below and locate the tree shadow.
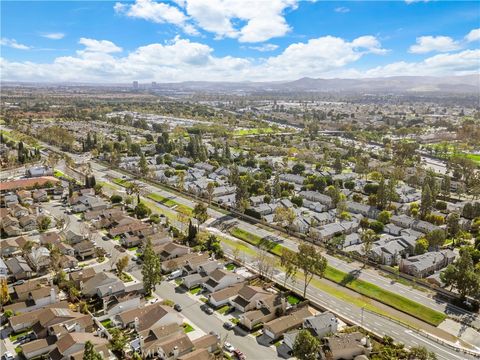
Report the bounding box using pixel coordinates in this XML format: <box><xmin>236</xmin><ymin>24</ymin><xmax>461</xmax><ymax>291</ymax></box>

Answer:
<box><xmin>340</xmin><ymin>269</ymin><xmax>361</xmax><ymax>286</ymax></box>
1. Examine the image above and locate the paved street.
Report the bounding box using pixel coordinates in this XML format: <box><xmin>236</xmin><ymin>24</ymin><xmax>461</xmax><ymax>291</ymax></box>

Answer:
<box><xmin>90</xmin><ymin>161</ymin><xmax>480</xmax><ymax>329</ymax></box>
<box><xmin>13</xmin><ymin>137</ymin><xmax>480</xmax><ymax>359</ymax></box>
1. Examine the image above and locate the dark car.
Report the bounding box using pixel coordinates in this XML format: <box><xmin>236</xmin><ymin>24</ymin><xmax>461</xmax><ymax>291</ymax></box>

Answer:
<box><xmin>233</xmin><ymin>349</ymin><xmax>246</xmax><ymax>360</ymax></box>
<box><xmin>223</xmin><ymin>321</ymin><xmax>235</xmax><ymax>330</ymax></box>
<box><xmin>174</xmin><ymin>304</ymin><xmax>182</xmax><ymax>312</ymax></box>
<box><xmin>102</xmin><ymin>236</ymin><xmax>110</xmax><ymax>241</ymax></box>
<box><xmin>205</xmin><ymin>307</ymin><xmax>214</xmax><ymax>315</ymax></box>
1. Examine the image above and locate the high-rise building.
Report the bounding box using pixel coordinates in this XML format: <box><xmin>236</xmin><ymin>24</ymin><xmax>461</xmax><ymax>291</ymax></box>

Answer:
<box><xmin>132</xmin><ymin>81</ymin><xmax>139</xmax><ymax>89</ymax></box>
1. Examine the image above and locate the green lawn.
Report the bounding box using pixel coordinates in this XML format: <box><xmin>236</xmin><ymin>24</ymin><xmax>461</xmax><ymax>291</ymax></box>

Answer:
<box><xmin>225</xmin><ymin>263</ymin><xmax>238</xmax><ymax>271</ymax></box>
<box><xmin>233</xmin><ymin>127</ymin><xmax>281</xmax><ymax>136</ymax></box>
<box><xmin>217</xmin><ymin>305</ymin><xmax>231</xmax><ymax>315</ymax></box>
<box><xmin>465</xmin><ymin>153</ymin><xmax>480</xmax><ymax>165</ymax></box>
<box><xmin>101</xmin><ymin>319</ymin><xmax>113</xmax><ymax>328</ymax></box>
<box><xmin>189</xmin><ymin>286</ymin><xmax>202</xmax><ymax>295</ymax></box>
<box><xmin>287</xmin><ymin>294</ymin><xmax>301</xmax><ymax>305</ymax></box>
<box><xmin>230</xmin><ymin>227</ymin><xmax>446</xmax><ymax>326</ymax></box>
<box><xmin>119</xmin><ymin>272</ymin><xmax>133</xmax><ymax>283</ymax></box>
<box><xmin>9</xmin><ymin>329</ymin><xmax>31</xmax><ymax>342</ymax></box>
<box><xmin>183</xmin><ymin>323</ymin><xmax>195</xmax><ymax>333</ymax></box>
<box><xmin>127</xmin><ymin>246</ymin><xmax>138</xmax><ymax>252</ymax></box>
<box><xmin>147</xmin><ymin>192</ymin><xmax>192</xmax><ymax>215</ymax></box>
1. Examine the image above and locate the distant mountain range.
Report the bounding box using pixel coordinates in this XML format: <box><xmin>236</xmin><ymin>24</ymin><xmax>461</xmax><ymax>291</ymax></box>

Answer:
<box><xmin>151</xmin><ymin>75</ymin><xmax>479</xmax><ymax>94</ymax></box>
<box><xmin>3</xmin><ymin>75</ymin><xmax>479</xmax><ymax>94</ymax></box>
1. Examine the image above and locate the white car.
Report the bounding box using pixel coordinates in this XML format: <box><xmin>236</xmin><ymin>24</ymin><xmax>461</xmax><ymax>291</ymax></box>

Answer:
<box><xmin>2</xmin><ymin>352</ymin><xmax>15</xmax><ymax>360</ymax></box>
<box><xmin>224</xmin><ymin>342</ymin><xmax>235</xmax><ymax>352</ymax></box>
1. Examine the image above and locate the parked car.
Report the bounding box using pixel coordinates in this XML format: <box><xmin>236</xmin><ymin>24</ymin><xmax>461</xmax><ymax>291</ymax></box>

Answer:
<box><xmin>174</xmin><ymin>304</ymin><xmax>182</xmax><ymax>312</ymax></box>
<box><xmin>12</xmin><ymin>280</ymin><xmax>25</xmax><ymax>286</ymax></box>
<box><xmin>223</xmin><ymin>321</ymin><xmax>235</xmax><ymax>330</ymax></box>
<box><xmin>102</xmin><ymin>236</ymin><xmax>109</xmax><ymax>241</ymax></box>
<box><xmin>205</xmin><ymin>307</ymin><xmax>214</xmax><ymax>315</ymax></box>
<box><xmin>2</xmin><ymin>351</ymin><xmax>14</xmax><ymax>360</ymax></box>
<box><xmin>167</xmin><ymin>269</ymin><xmax>183</xmax><ymax>280</ymax></box>
<box><xmin>224</xmin><ymin>342</ymin><xmax>235</xmax><ymax>352</ymax></box>
<box><xmin>209</xmin><ymin>331</ymin><xmax>220</xmax><ymax>340</ymax></box>
<box><xmin>233</xmin><ymin>349</ymin><xmax>246</xmax><ymax>360</ymax></box>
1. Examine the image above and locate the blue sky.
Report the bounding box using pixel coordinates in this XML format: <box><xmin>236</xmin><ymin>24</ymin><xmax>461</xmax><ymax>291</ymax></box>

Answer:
<box><xmin>1</xmin><ymin>0</ymin><xmax>479</xmax><ymax>82</ymax></box>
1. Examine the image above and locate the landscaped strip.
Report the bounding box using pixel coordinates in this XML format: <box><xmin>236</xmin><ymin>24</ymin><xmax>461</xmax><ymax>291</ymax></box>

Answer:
<box><xmin>229</xmin><ymin>227</ymin><xmax>446</xmax><ymax>326</ymax></box>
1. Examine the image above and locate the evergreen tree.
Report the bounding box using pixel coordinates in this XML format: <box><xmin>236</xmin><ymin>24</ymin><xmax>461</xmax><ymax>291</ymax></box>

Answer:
<box><xmin>420</xmin><ymin>183</ymin><xmax>433</xmax><ymax>219</ymax></box>
<box><xmin>141</xmin><ymin>239</ymin><xmax>162</xmax><ymax>295</ymax></box>
<box><xmin>83</xmin><ymin>341</ymin><xmax>103</xmax><ymax>360</ymax></box>
<box><xmin>293</xmin><ymin>330</ymin><xmax>321</xmax><ymax>360</ymax></box>
<box><xmin>376</xmin><ymin>177</ymin><xmax>387</xmax><ymax>210</ymax></box>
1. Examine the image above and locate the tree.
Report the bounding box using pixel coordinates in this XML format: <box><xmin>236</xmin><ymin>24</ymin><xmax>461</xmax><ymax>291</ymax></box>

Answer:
<box><xmin>292</xmin><ymin>329</ymin><xmax>321</xmax><ymax>360</ymax></box>
<box><xmin>333</xmin><ymin>156</ymin><xmax>343</xmax><ymax>174</ymax></box>
<box><xmin>134</xmin><ymin>202</ymin><xmax>151</xmax><ymax>219</ymax></box>
<box><xmin>0</xmin><ymin>278</ymin><xmax>10</xmax><ymax>305</ymax></box>
<box><xmin>274</xmin><ymin>206</ymin><xmax>296</xmax><ymax>233</ymax></box>
<box><xmin>138</xmin><ymin>153</ymin><xmax>149</xmax><ymax>177</ymax></box>
<box><xmin>109</xmin><ymin>328</ymin><xmax>128</xmax><ymax>353</ymax></box>
<box><xmin>408</xmin><ymin>346</ymin><xmax>437</xmax><ymax>360</ymax></box>
<box><xmin>377</xmin><ymin>210</ymin><xmax>391</xmax><ymax>225</ymax></box>
<box><xmin>83</xmin><ymin>341</ymin><xmax>103</xmax><ymax>360</ymax></box>
<box><xmin>203</xmin><ymin>234</ymin><xmax>223</xmax><ymax>257</ymax></box>
<box><xmin>425</xmin><ymin>229</ymin><xmax>446</xmax><ymax>251</ymax></box>
<box><xmin>369</xmin><ymin>220</ymin><xmax>384</xmax><ymax>234</ymax></box>
<box><xmin>295</xmin><ymin>244</ymin><xmax>327</xmax><ymax>298</ymax></box>
<box><xmin>441</xmin><ymin>250</ymin><xmax>480</xmax><ymax>300</ymax></box>
<box><xmin>256</xmin><ymin>245</ymin><xmax>276</xmax><ymax>279</ymax></box>
<box><xmin>376</xmin><ymin>177</ymin><xmax>387</xmax><ymax>210</ymax></box>
<box><xmin>446</xmin><ymin>213</ymin><xmax>460</xmax><ymax>239</ymax></box>
<box><xmin>116</xmin><ymin>255</ymin><xmax>129</xmax><ymax>275</ymax></box>
<box><xmin>110</xmin><ymin>194</ymin><xmax>123</xmax><ymax>204</ymax></box>
<box><xmin>187</xmin><ymin>220</ymin><xmax>198</xmax><ymax>244</ymax></box>
<box><xmin>414</xmin><ymin>238</ymin><xmax>429</xmax><ymax>255</ymax></box>
<box><xmin>206</xmin><ymin>182</ymin><xmax>215</xmax><ymax>204</ymax></box>
<box><xmin>280</xmin><ymin>248</ymin><xmax>298</xmax><ymax>288</ymax></box>
<box><xmin>193</xmin><ymin>202</ymin><xmax>209</xmax><ymax>224</ymax></box>
<box><xmin>361</xmin><ymin>229</ymin><xmax>377</xmax><ymax>264</ymax></box>
<box><xmin>37</xmin><ymin>216</ymin><xmax>51</xmax><ymax>232</ymax></box>
<box><xmin>292</xmin><ymin>163</ymin><xmax>306</xmax><ymax>175</ymax></box>
<box><xmin>141</xmin><ymin>239</ymin><xmax>162</xmax><ymax>295</ymax></box>
<box><xmin>420</xmin><ymin>183</ymin><xmax>433</xmax><ymax>219</ymax></box>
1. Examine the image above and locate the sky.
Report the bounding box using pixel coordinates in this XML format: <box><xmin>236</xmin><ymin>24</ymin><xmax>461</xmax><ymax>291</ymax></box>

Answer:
<box><xmin>1</xmin><ymin>0</ymin><xmax>479</xmax><ymax>83</ymax></box>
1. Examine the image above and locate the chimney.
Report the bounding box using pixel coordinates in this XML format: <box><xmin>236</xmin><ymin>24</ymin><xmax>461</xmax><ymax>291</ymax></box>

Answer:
<box><xmin>109</xmin><ymin>286</ymin><xmax>113</xmax><ymax>295</ymax></box>
<box><xmin>50</xmin><ymin>287</ymin><xmax>56</xmax><ymax>303</ymax></box>
<box><xmin>74</xmin><ymin>323</ymin><xmax>81</xmax><ymax>332</ymax></box>
<box><xmin>139</xmin><ymin>335</ymin><xmax>145</xmax><ymax>349</ymax></box>
<box><xmin>134</xmin><ymin>317</ymin><xmax>140</xmax><ymax>331</ymax></box>
<box><xmin>173</xmin><ymin>345</ymin><xmax>179</xmax><ymax>358</ymax></box>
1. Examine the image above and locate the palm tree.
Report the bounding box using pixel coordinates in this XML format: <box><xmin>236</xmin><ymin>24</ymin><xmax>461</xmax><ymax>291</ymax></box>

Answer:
<box><xmin>360</xmin><ymin>229</ymin><xmax>377</xmax><ymax>267</ymax></box>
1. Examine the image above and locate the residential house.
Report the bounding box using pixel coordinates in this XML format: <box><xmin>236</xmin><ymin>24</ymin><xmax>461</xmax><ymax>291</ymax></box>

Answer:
<box><xmin>26</xmin><ymin>166</ymin><xmax>53</xmax><ymax>178</ymax></box>
<box><xmin>303</xmin><ymin>312</ymin><xmax>338</xmax><ymax>338</ymax></box>
<box><xmin>73</xmin><ymin>240</ymin><xmax>95</xmax><ymax>260</ymax></box>
<box><xmin>64</xmin><ymin>229</ymin><xmax>86</xmax><ymax>244</ymax></box>
<box><xmin>32</xmin><ymin>189</ymin><xmax>49</xmax><ymax>202</ymax></box>
<box><xmin>324</xmin><ymin>332</ymin><xmax>371</xmax><ymax>360</ymax></box>
<box><xmin>208</xmin><ymin>283</ymin><xmax>245</xmax><ymax>308</ymax></box>
<box><xmin>231</xmin><ymin>285</ymin><xmax>271</xmax><ymax>312</ymax></box>
<box><xmin>399</xmin><ymin>250</ymin><xmax>456</xmax><ymax>278</ymax></box>
<box><xmin>48</xmin><ymin>332</ymin><xmax>113</xmax><ymax>360</ymax></box>
<box><xmin>345</xmin><ymin>201</ymin><xmax>379</xmax><ymax>219</ymax></box>
<box><xmin>239</xmin><ymin>293</ymin><xmax>287</xmax><ymax>331</ymax></box>
<box><xmin>0</xmin><ymin>236</ymin><xmax>28</xmax><ymax>257</ymax></box>
<box><xmin>263</xmin><ymin>306</ymin><xmax>313</xmax><ymax>340</ymax></box>
<box><xmin>155</xmin><ymin>242</ymin><xmax>190</xmax><ymax>261</ymax></box>
<box><xmin>299</xmin><ymin>191</ymin><xmax>334</xmax><ymax>209</ymax></box>
<box><xmin>203</xmin><ymin>269</ymin><xmax>245</xmax><ymax>293</ymax></box>
<box><xmin>115</xmin><ymin>303</ymin><xmax>183</xmax><ymax>331</ymax></box>
<box><xmin>19</xmin><ymin>215</ymin><xmax>37</xmax><ymax>231</ymax></box>
<box><xmin>192</xmin><ymin>334</ymin><xmax>219</xmax><ymax>353</ymax></box>
<box><xmin>32</xmin><ymin>307</ymin><xmax>93</xmax><ymax>339</ymax></box>
<box><xmin>5</xmin><ymin>256</ymin><xmax>33</xmax><ymax>280</ymax></box>
<box><xmin>0</xmin><ymin>258</ymin><xmax>8</xmax><ymax>277</ymax></box>
<box><xmin>132</xmin><ymin>323</ymin><xmax>183</xmax><ymax>356</ymax></box>
<box><xmin>81</xmin><ymin>271</ymin><xmax>125</xmax><ymax>298</ymax></box>
<box><xmin>102</xmin><ymin>293</ymin><xmax>142</xmax><ymax>318</ymax></box>
<box><xmin>8</xmin><ymin>302</ymin><xmax>70</xmax><ymax>333</ymax></box>
<box><xmin>69</xmin><ymin>268</ymin><xmax>96</xmax><ymax>289</ymax></box>
<box><xmin>26</xmin><ymin>246</ymin><xmax>51</xmax><ymax>272</ymax></box>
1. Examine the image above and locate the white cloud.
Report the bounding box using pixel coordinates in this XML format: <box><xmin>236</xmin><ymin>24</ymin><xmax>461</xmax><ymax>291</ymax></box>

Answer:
<box><xmin>2</xmin><ymin>35</ymin><xmax>476</xmax><ymax>83</ymax></box>
<box><xmin>114</xmin><ymin>0</ymin><xmax>297</xmax><ymax>43</ymax></box>
<box><xmin>41</xmin><ymin>32</ymin><xmax>65</xmax><ymax>40</ymax></box>
<box><xmin>78</xmin><ymin>38</ymin><xmax>122</xmax><ymax>54</ymax></box>
<box><xmin>465</xmin><ymin>28</ymin><xmax>480</xmax><ymax>43</ymax></box>
<box><xmin>0</xmin><ymin>38</ymin><xmax>30</xmax><ymax>50</ymax></box>
<box><xmin>363</xmin><ymin>49</ymin><xmax>480</xmax><ymax>77</ymax></box>
<box><xmin>248</xmin><ymin>43</ymin><xmax>279</xmax><ymax>52</ymax></box>
<box><xmin>334</xmin><ymin>7</ymin><xmax>350</xmax><ymax>13</ymax></box>
<box><xmin>409</xmin><ymin>36</ymin><xmax>461</xmax><ymax>54</ymax></box>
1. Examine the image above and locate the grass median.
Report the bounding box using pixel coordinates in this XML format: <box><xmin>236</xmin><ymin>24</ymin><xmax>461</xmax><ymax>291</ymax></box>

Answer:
<box><xmin>229</xmin><ymin>227</ymin><xmax>446</xmax><ymax>326</ymax></box>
